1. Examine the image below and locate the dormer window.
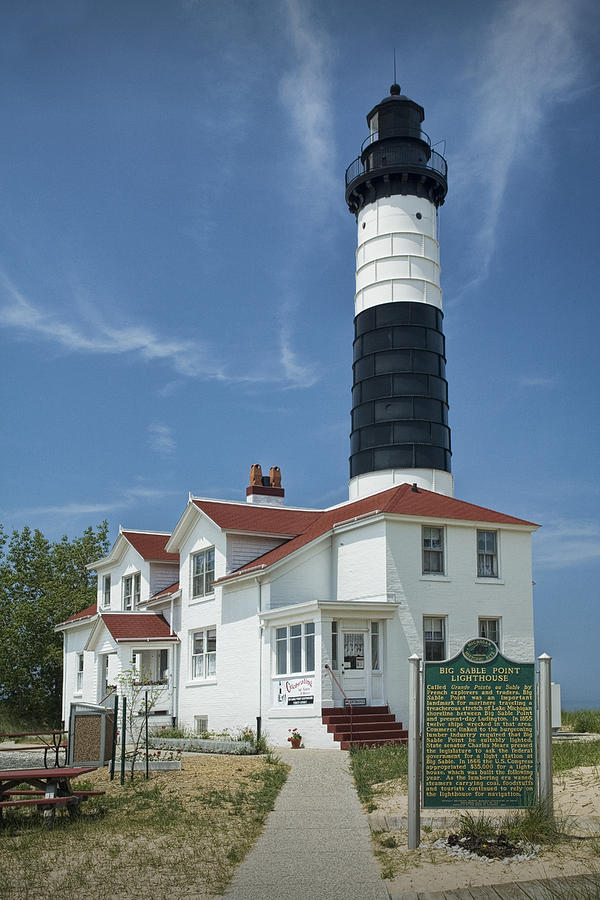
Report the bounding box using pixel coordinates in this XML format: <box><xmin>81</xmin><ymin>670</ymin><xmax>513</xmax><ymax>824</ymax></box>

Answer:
<box><xmin>192</xmin><ymin>548</ymin><xmax>215</xmax><ymax>599</ymax></box>
<box><xmin>102</xmin><ymin>575</ymin><xmax>111</xmax><ymax>608</ymax></box>
<box><xmin>123</xmin><ymin>573</ymin><xmax>141</xmax><ymax>610</ymax></box>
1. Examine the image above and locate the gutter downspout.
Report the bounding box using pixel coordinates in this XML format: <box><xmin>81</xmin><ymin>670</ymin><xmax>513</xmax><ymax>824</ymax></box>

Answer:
<box><xmin>257</xmin><ymin>577</ymin><xmax>263</xmax><ymax>740</ymax></box>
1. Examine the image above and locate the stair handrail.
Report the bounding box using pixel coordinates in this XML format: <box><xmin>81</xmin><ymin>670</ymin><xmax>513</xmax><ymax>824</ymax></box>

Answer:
<box><xmin>324</xmin><ymin>663</ymin><xmax>354</xmax><ymax>746</ymax></box>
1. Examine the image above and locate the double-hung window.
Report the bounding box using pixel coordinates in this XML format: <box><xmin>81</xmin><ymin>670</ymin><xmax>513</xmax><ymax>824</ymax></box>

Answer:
<box><xmin>102</xmin><ymin>575</ymin><xmax>111</xmax><ymax>608</ymax></box>
<box><xmin>477</xmin><ymin>530</ymin><xmax>498</xmax><ymax>577</ymax></box>
<box><xmin>275</xmin><ymin>622</ymin><xmax>315</xmax><ymax>676</ymax></box>
<box><xmin>192</xmin><ymin>548</ymin><xmax>215</xmax><ymax>599</ymax></box>
<box><xmin>76</xmin><ymin>653</ymin><xmax>84</xmax><ymax>692</ymax></box>
<box><xmin>423</xmin><ymin>616</ymin><xmax>446</xmax><ymax>661</ymax></box>
<box><xmin>479</xmin><ymin>617</ymin><xmax>500</xmax><ymax>646</ymax></box>
<box><xmin>191</xmin><ymin>627</ymin><xmax>217</xmax><ymax>679</ymax></box>
<box><xmin>423</xmin><ymin>526</ymin><xmax>444</xmax><ymax>574</ymax></box>
<box><xmin>122</xmin><ymin>573</ymin><xmax>141</xmax><ymax>610</ymax></box>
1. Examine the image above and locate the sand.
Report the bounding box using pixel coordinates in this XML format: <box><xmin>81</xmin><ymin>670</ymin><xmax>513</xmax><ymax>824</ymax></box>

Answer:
<box><xmin>369</xmin><ymin>765</ymin><xmax>600</xmax><ymax>894</ymax></box>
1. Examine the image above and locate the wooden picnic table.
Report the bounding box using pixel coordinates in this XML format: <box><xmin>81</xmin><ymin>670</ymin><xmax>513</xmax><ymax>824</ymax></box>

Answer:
<box><xmin>0</xmin><ymin>766</ymin><xmax>99</xmax><ymax>824</ymax></box>
<box><xmin>0</xmin><ymin>730</ymin><xmax>68</xmax><ymax>768</ymax></box>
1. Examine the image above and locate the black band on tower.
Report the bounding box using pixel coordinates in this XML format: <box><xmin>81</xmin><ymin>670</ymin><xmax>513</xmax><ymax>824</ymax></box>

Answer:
<box><xmin>350</xmin><ymin>302</ymin><xmax>451</xmax><ymax>479</ymax></box>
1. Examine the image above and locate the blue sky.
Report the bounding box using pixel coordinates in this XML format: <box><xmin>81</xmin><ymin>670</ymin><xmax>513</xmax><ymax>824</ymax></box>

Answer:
<box><xmin>1</xmin><ymin>0</ymin><xmax>599</xmax><ymax>707</ymax></box>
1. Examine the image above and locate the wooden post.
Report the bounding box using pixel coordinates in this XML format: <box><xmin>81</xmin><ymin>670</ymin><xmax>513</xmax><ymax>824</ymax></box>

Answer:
<box><xmin>408</xmin><ymin>653</ymin><xmax>421</xmax><ymax>849</ymax></box>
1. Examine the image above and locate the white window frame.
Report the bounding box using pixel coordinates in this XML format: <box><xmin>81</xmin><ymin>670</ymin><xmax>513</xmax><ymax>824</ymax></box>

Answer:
<box><xmin>191</xmin><ymin>547</ymin><xmax>215</xmax><ymax>599</ymax></box>
<box><xmin>122</xmin><ymin>572</ymin><xmax>141</xmax><ymax>610</ymax></box>
<box><xmin>102</xmin><ymin>574</ymin><xmax>111</xmax><ymax>608</ymax></box>
<box><xmin>191</xmin><ymin>627</ymin><xmax>217</xmax><ymax>680</ymax></box>
<box><xmin>76</xmin><ymin>653</ymin><xmax>84</xmax><ymax>692</ymax></box>
<box><xmin>422</xmin><ymin>526</ymin><xmax>445</xmax><ymax>575</ymax></box>
<box><xmin>477</xmin><ymin>530</ymin><xmax>499</xmax><ymax>578</ymax></box>
<box><xmin>274</xmin><ymin>622</ymin><xmax>315</xmax><ymax>676</ymax></box>
<box><xmin>479</xmin><ymin>617</ymin><xmax>501</xmax><ymax>647</ymax></box>
<box><xmin>423</xmin><ymin>615</ymin><xmax>446</xmax><ymax>661</ymax></box>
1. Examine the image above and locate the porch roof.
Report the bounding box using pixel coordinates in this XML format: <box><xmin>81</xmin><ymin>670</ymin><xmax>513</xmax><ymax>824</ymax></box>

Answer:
<box><xmin>101</xmin><ymin>613</ymin><xmax>179</xmax><ymax>642</ymax></box>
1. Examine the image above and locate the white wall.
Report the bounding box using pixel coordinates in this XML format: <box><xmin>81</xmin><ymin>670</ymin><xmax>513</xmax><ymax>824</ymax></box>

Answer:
<box><xmin>333</xmin><ymin>520</ymin><xmax>387</xmax><ymax>601</ymax></box>
<box><xmin>269</xmin><ymin>543</ymin><xmax>330</xmax><ymax>609</ymax></box>
<box><xmin>384</xmin><ymin>518</ymin><xmax>535</xmax><ymax>726</ymax></box>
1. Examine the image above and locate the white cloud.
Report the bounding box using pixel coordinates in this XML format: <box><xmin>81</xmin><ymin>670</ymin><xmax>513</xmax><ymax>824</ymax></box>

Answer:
<box><xmin>452</xmin><ymin>0</ymin><xmax>586</xmax><ymax>293</ymax></box>
<box><xmin>534</xmin><ymin>517</ymin><xmax>600</xmax><ymax>569</ymax></box>
<box><xmin>148</xmin><ymin>423</ymin><xmax>176</xmax><ymax>456</ymax></box>
<box><xmin>279</xmin><ymin>0</ymin><xmax>337</xmax><ymax>216</ymax></box>
<box><xmin>0</xmin><ymin>271</ymin><xmax>319</xmax><ymax>389</ymax></box>
<box><xmin>3</xmin><ymin>487</ymin><xmax>178</xmax><ymax>521</ymax></box>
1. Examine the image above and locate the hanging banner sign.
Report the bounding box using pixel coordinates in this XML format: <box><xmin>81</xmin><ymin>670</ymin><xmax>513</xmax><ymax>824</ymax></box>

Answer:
<box><xmin>423</xmin><ymin>639</ymin><xmax>536</xmax><ymax>808</ymax></box>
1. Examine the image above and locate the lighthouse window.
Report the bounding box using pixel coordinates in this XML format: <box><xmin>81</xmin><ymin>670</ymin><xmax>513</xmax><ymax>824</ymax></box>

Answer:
<box><xmin>422</xmin><ymin>526</ymin><xmax>445</xmax><ymax>574</ymax></box>
<box><xmin>412</xmin><ymin>350</ymin><xmax>440</xmax><ymax>375</ymax></box>
<box><xmin>374</xmin><ymin>398</ymin><xmax>412</xmax><ymax>420</ymax></box>
<box><xmin>361</xmin><ymin>375</ymin><xmax>392</xmax><ymax>400</ymax></box>
<box><xmin>416</xmin><ymin>212</ymin><xmax>422</xmax><ymax>220</ymax></box>
<box><xmin>423</xmin><ymin>616</ymin><xmax>446</xmax><ymax>660</ymax></box>
<box><xmin>362</xmin><ymin>329</ymin><xmax>394</xmax><ymax>354</ymax></box>
<box><xmin>477</xmin><ymin>531</ymin><xmax>498</xmax><ymax>578</ymax></box>
<box><xmin>393</xmin><ymin>373</ymin><xmax>429</xmax><ymax>396</ymax></box>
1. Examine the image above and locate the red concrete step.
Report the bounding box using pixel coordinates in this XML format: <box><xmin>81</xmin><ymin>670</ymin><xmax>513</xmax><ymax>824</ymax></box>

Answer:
<box><xmin>340</xmin><ymin>736</ymin><xmax>408</xmax><ymax>750</ymax></box>
<box><xmin>322</xmin><ymin>706</ymin><xmax>390</xmax><ymax>720</ymax></box>
<box><xmin>324</xmin><ymin>713</ymin><xmax>397</xmax><ymax>726</ymax></box>
<box><xmin>326</xmin><ymin>720</ymin><xmax>405</xmax><ymax>735</ymax></box>
<box><xmin>335</xmin><ymin>728</ymin><xmax>408</xmax><ymax>742</ymax></box>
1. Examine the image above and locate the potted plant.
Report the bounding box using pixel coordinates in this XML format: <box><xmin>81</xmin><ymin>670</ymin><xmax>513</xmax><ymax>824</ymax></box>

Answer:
<box><xmin>287</xmin><ymin>728</ymin><xmax>302</xmax><ymax>749</ymax></box>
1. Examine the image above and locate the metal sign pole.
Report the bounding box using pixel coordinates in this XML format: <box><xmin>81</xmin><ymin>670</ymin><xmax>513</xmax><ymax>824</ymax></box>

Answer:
<box><xmin>145</xmin><ymin>690</ymin><xmax>149</xmax><ymax>780</ymax></box>
<box><xmin>538</xmin><ymin>653</ymin><xmax>553</xmax><ymax>812</ymax></box>
<box><xmin>120</xmin><ymin>696</ymin><xmax>127</xmax><ymax>785</ymax></box>
<box><xmin>110</xmin><ymin>694</ymin><xmax>118</xmax><ymax>781</ymax></box>
<box><xmin>408</xmin><ymin>653</ymin><xmax>421</xmax><ymax>849</ymax></box>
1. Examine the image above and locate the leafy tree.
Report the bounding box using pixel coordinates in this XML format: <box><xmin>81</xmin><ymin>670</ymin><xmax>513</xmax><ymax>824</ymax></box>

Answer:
<box><xmin>0</xmin><ymin>521</ymin><xmax>109</xmax><ymax>724</ymax></box>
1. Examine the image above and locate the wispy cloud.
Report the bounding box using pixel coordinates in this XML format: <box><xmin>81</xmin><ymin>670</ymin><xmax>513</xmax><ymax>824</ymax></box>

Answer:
<box><xmin>148</xmin><ymin>423</ymin><xmax>176</xmax><ymax>456</ymax></box>
<box><xmin>3</xmin><ymin>487</ymin><xmax>178</xmax><ymax>521</ymax></box>
<box><xmin>0</xmin><ymin>271</ymin><xmax>319</xmax><ymax>389</ymax></box>
<box><xmin>279</xmin><ymin>324</ymin><xmax>319</xmax><ymax>389</ymax></box>
<box><xmin>517</xmin><ymin>374</ymin><xmax>558</xmax><ymax>388</ymax></box>
<box><xmin>452</xmin><ymin>0</ymin><xmax>586</xmax><ymax>293</ymax></box>
<box><xmin>279</xmin><ymin>0</ymin><xmax>337</xmax><ymax>216</ymax></box>
<box><xmin>534</xmin><ymin>517</ymin><xmax>600</xmax><ymax>569</ymax></box>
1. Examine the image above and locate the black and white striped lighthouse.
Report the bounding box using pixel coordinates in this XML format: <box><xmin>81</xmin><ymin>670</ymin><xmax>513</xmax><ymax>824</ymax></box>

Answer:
<box><xmin>346</xmin><ymin>84</ymin><xmax>452</xmax><ymax>499</ymax></box>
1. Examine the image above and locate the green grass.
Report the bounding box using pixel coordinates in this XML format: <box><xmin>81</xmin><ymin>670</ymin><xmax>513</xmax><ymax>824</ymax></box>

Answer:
<box><xmin>562</xmin><ymin>709</ymin><xmax>600</xmax><ymax>734</ymax></box>
<box><xmin>458</xmin><ymin>803</ymin><xmax>564</xmax><ymax>846</ymax></box>
<box><xmin>553</xmin><ymin>739</ymin><xmax>600</xmax><ymax>773</ymax></box>
<box><xmin>349</xmin><ymin>744</ymin><xmax>408</xmax><ymax>804</ymax></box>
<box><xmin>350</xmin><ymin>738</ymin><xmax>600</xmax><ymax>808</ymax></box>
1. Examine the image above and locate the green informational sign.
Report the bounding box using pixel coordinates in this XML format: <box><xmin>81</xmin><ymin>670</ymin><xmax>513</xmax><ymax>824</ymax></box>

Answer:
<box><xmin>423</xmin><ymin>639</ymin><xmax>536</xmax><ymax>808</ymax></box>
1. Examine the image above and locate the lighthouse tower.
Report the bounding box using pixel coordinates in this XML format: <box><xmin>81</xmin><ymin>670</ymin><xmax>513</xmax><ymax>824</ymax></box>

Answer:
<box><xmin>346</xmin><ymin>84</ymin><xmax>452</xmax><ymax>500</ymax></box>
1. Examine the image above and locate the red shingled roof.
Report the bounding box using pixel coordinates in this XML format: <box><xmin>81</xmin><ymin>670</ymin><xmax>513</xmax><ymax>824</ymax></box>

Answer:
<box><xmin>64</xmin><ymin>603</ymin><xmax>97</xmax><ymax>623</ymax></box>
<box><xmin>101</xmin><ymin>613</ymin><xmax>178</xmax><ymax>641</ymax></box>
<box><xmin>218</xmin><ymin>483</ymin><xmax>538</xmax><ymax>582</ymax></box>
<box><xmin>122</xmin><ymin>531</ymin><xmax>179</xmax><ymax>562</ymax></box>
<box><xmin>149</xmin><ymin>581</ymin><xmax>180</xmax><ymax>600</ymax></box>
<box><xmin>192</xmin><ymin>499</ymin><xmax>321</xmax><ymax>535</ymax></box>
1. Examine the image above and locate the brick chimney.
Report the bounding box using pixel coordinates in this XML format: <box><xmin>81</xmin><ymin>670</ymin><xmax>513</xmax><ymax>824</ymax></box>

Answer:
<box><xmin>246</xmin><ymin>464</ymin><xmax>285</xmax><ymax>506</ymax></box>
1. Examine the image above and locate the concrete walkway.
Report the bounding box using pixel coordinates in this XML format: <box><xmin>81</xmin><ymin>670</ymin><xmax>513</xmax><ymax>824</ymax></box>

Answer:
<box><xmin>224</xmin><ymin>747</ymin><xmax>389</xmax><ymax>900</ymax></box>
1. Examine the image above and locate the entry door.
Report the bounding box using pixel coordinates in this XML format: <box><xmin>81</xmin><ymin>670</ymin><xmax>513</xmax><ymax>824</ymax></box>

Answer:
<box><xmin>341</xmin><ymin>632</ymin><xmax>367</xmax><ymax>700</ymax></box>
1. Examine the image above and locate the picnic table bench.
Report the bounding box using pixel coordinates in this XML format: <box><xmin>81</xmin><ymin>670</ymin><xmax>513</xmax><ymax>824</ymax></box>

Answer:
<box><xmin>0</xmin><ymin>766</ymin><xmax>102</xmax><ymax>825</ymax></box>
<box><xmin>0</xmin><ymin>731</ymin><xmax>68</xmax><ymax>768</ymax></box>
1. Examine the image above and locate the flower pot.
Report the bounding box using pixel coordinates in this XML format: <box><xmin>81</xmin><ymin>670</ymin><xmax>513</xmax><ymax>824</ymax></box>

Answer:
<box><xmin>290</xmin><ymin>738</ymin><xmax>301</xmax><ymax>749</ymax></box>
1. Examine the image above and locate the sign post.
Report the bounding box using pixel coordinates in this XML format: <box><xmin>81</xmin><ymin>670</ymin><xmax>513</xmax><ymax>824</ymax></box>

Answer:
<box><xmin>408</xmin><ymin>654</ymin><xmax>421</xmax><ymax>850</ymax></box>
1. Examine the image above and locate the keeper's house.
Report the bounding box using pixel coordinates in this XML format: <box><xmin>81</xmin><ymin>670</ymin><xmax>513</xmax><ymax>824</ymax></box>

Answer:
<box><xmin>57</xmin><ymin>471</ymin><xmax>537</xmax><ymax>748</ymax></box>
<box><xmin>57</xmin><ymin>82</ymin><xmax>539</xmax><ymax>747</ymax></box>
